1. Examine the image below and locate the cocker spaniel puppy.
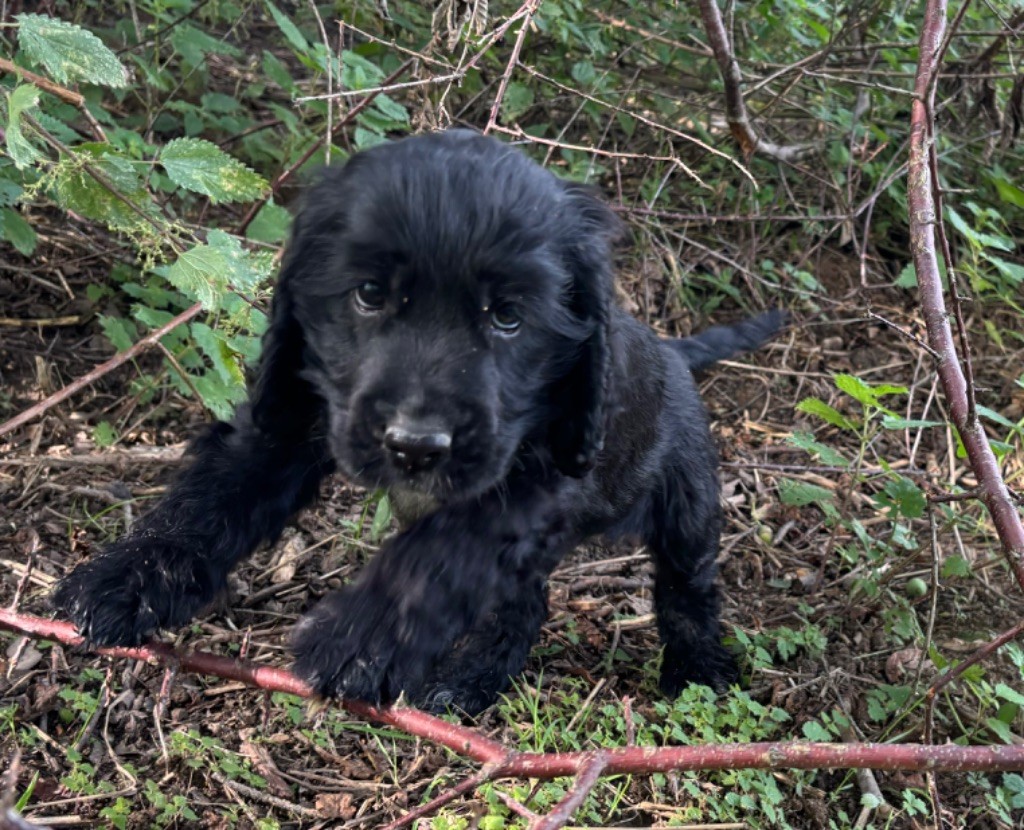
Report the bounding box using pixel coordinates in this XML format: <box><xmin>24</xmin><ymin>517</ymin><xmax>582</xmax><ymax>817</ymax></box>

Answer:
<box><xmin>55</xmin><ymin>130</ymin><xmax>784</xmax><ymax>714</ymax></box>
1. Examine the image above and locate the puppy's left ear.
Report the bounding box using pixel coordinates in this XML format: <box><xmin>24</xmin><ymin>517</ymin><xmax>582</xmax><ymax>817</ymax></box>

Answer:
<box><xmin>550</xmin><ymin>183</ymin><xmax>624</xmax><ymax>477</ymax></box>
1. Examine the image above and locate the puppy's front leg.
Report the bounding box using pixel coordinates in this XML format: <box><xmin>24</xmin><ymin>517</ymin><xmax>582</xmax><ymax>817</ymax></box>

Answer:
<box><xmin>53</xmin><ymin>408</ymin><xmax>332</xmax><ymax>646</ymax></box>
<box><xmin>292</xmin><ymin>480</ymin><xmax>573</xmax><ymax>706</ymax></box>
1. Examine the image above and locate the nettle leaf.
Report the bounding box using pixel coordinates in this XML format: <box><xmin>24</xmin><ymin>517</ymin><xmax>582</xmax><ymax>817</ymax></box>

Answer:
<box><xmin>796</xmin><ymin>397</ymin><xmax>857</xmax><ymax>430</ymax></box>
<box><xmin>834</xmin><ymin>373</ymin><xmax>906</xmax><ymax>409</ymax></box>
<box><xmin>946</xmin><ymin>206</ymin><xmax>1013</xmax><ymax>252</ymax></box>
<box><xmin>245</xmin><ymin>199</ymin><xmax>292</xmax><ymax>244</ymax></box>
<box><xmin>5</xmin><ymin>84</ymin><xmax>43</xmax><ymax>169</ymax></box>
<box><xmin>160</xmin><ymin>138</ymin><xmax>268</xmax><ymax>204</ymax></box>
<box><xmin>51</xmin><ymin>145</ymin><xmax>154</xmax><ymax>232</ymax></box>
<box><xmin>264</xmin><ymin>0</ymin><xmax>309</xmax><ymax>53</ymax></box>
<box><xmin>787</xmin><ymin>431</ymin><xmax>848</xmax><ymax>466</ymax></box>
<box><xmin>1</xmin><ymin>207</ymin><xmax>37</xmax><ymax>255</ymax></box>
<box><xmin>16</xmin><ymin>14</ymin><xmax>128</xmax><ymax>87</ymax></box>
<box><xmin>191</xmin><ymin>322</ymin><xmax>246</xmax><ymax>387</ymax></box>
<box><xmin>162</xmin><ymin>230</ymin><xmax>264</xmax><ymax>310</ymax></box>
<box><xmin>778</xmin><ymin>478</ymin><xmax>835</xmax><ymax>508</ymax></box>
<box><xmin>501</xmin><ymin>82</ymin><xmax>535</xmax><ymax>121</ymax></box>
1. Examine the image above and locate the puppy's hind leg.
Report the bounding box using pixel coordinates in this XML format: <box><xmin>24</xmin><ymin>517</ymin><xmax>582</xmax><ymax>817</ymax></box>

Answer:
<box><xmin>646</xmin><ymin>461</ymin><xmax>739</xmax><ymax>695</ymax></box>
<box><xmin>414</xmin><ymin>573</ymin><xmax>548</xmax><ymax>715</ymax></box>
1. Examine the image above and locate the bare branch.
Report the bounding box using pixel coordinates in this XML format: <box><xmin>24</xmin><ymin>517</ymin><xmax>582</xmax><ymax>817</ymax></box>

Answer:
<box><xmin>907</xmin><ymin>0</ymin><xmax>1024</xmax><ymax>591</ymax></box>
<box><xmin>695</xmin><ymin>0</ymin><xmax>813</xmax><ymax>161</ymax></box>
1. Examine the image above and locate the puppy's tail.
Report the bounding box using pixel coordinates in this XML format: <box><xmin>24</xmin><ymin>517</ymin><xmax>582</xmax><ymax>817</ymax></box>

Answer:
<box><xmin>669</xmin><ymin>309</ymin><xmax>787</xmax><ymax>372</ymax></box>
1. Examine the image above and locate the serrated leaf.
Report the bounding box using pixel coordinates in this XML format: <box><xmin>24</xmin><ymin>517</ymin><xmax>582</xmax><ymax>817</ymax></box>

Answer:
<box><xmin>170</xmin><ymin>22</ymin><xmax>242</xmax><ymax>65</ymax></box>
<box><xmin>796</xmin><ymin>397</ymin><xmax>858</xmax><ymax>430</ymax></box>
<box><xmin>501</xmin><ymin>82</ymin><xmax>534</xmax><ymax>121</ymax></box>
<box><xmin>1</xmin><ymin>207</ymin><xmax>37</xmax><ymax>255</ymax></box>
<box><xmin>5</xmin><ymin>85</ymin><xmax>43</xmax><ymax>169</ymax></box>
<box><xmin>163</xmin><ymin>238</ymin><xmax>233</xmax><ymax>310</ymax></box>
<box><xmin>264</xmin><ymin>0</ymin><xmax>308</xmax><ymax>52</ymax></box>
<box><xmin>51</xmin><ymin>146</ymin><xmax>154</xmax><ymax>232</ymax></box>
<box><xmin>787</xmin><ymin>431</ymin><xmax>848</xmax><ymax>466</ymax></box>
<box><xmin>160</xmin><ymin>138</ymin><xmax>267</xmax><ymax>204</ymax></box>
<box><xmin>996</xmin><ymin>683</ymin><xmax>1024</xmax><ymax>707</ymax></box>
<box><xmin>940</xmin><ymin>555</ymin><xmax>972</xmax><ymax>579</ymax></box>
<box><xmin>245</xmin><ymin>199</ymin><xmax>292</xmax><ymax>244</ymax></box>
<box><xmin>92</xmin><ymin>422</ymin><xmax>117</xmax><ymax>448</ymax></box>
<box><xmin>986</xmin><ymin>717</ymin><xmax>1016</xmax><ymax>745</ymax></box>
<box><xmin>878</xmin><ymin>476</ymin><xmax>925</xmax><ymax>519</ymax></box>
<box><xmin>778</xmin><ymin>478</ymin><xmax>835</xmax><ymax>507</ymax></box>
<box><xmin>834</xmin><ymin>373</ymin><xmax>905</xmax><ymax>409</ymax></box>
<box><xmin>946</xmin><ymin>206</ymin><xmax>1013</xmax><ymax>251</ymax></box>
<box><xmin>191</xmin><ymin>371</ymin><xmax>245</xmax><ymax>420</ymax></box>
<box><xmin>99</xmin><ymin>315</ymin><xmax>137</xmax><ymax>351</ymax></box>
<box><xmin>801</xmin><ymin>721</ymin><xmax>831</xmax><ymax>741</ymax></box>
<box><xmin>16</xmin><ymin>14</ymin><xmax>127</xmax><ymax>87</ymax></box>
<box><xmin>192</xmin><ymin>322</ymin><xmax>246</xmax><ymax>388</ymax></box>
<box><xmin>0</xmin><ymin>177</ymin><xmax>25</xmax><ymax>206</ymax></box>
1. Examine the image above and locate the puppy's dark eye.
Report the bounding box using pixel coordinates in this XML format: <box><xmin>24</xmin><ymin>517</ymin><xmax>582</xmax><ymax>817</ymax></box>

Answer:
<box><xmin>489</xmin><ymin>303</ymin><xmax>521</xmax><ymax>334</ymax></box>
<box><xmin>354</xmin><ymin>282</ymin><xmax>386</xmax><ymax>313</ymax></box>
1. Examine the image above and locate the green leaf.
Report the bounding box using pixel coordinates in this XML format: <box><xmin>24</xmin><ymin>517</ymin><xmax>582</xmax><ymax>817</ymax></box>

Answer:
<box><xmin>801</xmin><ymin>721</ymin><xmax>831</xmax><ymax>741</ymax></box>
<box><xmin>1</xmin><ymin>207</ymin><xmax>37</xmax><ymax>255</ymax></box>
<box><xmin>796</xmin><ymin>397</ymin><xmax>857</xmax><ymax>430</ymax></box>
<box><xmin>787</xmin><ymin>431</ymin><xmax>848</xmax><ymax>466</ymax></box>
<box><xmin>16</xmin><ymin>14</ymin><xmax>127</xmax><ymax>87</ymax></box>
<box><xmin>946</xmin><ymin>206</ymin><xmax>1012</xmax><ymax>252</ymax></box>
<box><xmin>878</xmin><ymin>476</ymin><xmax>925</xmax><ymax>519</ymax></box>
<box><xmin>160</xmin><ymin>138</ymin><xmax>267</xmax><ymax>204</ymax></box>
<box><xmin>990</xmin><ymin>172</ymin><xmax>1024</xmax><ymax>208</ymax></box>
<box><xmin>162</xmin><ymin>231</ymin><xmax>251</xmax><ymax>310</ymax></box>
<box><xmin>99</xmin><ymin>315</ymin><xmax>137</xmax><ymax>351</ymax></box>
<box><xmin>50</xmin><ymin>146</ymin><xmax>154</xmax><ymax>232</ymax></box>
<box><xmin>370</xmin><ymin>493</ymin><xmax>393</xmax><ymax>542</ymax></box>
<box><xmin>881</xmin><ymin>416</ymin><xmax>944</xmax><ymax>430</ymax></box>
<box><xmin>778</xmin><ymin>478</ymin><xmax>835</xmax><ymax>508</ymax></box>
<box><xmin>5</xmin><ymin>85</ymin><xmax>43</xmax><ymax>169</ymax></box>
<box><xmin>192</xmin><ymin>322</ymin><xmax>246</xmax><ymax>388</ymax></box>
<box><xmin>986</xmin><ymin>717</ymin><xmax>1016</xmax><ymax>745</ymax></box>
<box><xmin>988</xmin><ymin>256</ymin><xmax>1024</xmax><ymax>285</ymax></box>
<box><xmin>834</xmin><ymin>373</ymin><xmax>905</xmax><ymax>409</ymax></box>
<box><xmin>501</xmin><ymin>82</ymin><xmax>535</xmax><ymax>121</ymax></box>
<box><xmin>996</xmin><ymin>683</ymin><xmax>1024</xmax><ymax>707</ymax></box>
<box><xmin>170</xmin><ymin>23</ymin><xmax>242</xmax><ymax>65</ymax></box>
<box><xmin>92</xmin><ymin>421</ymin><xmax>118</xmax><ymax>448</ymax></box>
<box><xmin>940</xmin><ymin>555</ymin><xmax>972</xmax><ymax>579</ymax></box>
<box><xmin>264</xmin><ymin>0</ymin><xmax>308</xmax><ymax>52</ymax></box>
<box><xmin>245</xmin><ymin>199</ymin><xmax>292</xmax><ymax>244</ymax></box>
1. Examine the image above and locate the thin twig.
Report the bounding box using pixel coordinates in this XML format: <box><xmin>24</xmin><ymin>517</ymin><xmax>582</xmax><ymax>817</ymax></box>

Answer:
<box><xmin>694</xmin><ymin>0</ymin><xmax>812</xmax><ymax>161</ymax></box>
<box><xmin>0</xmin><ymin>303</ymin><xmax>203</xmax><ymax>439</ymax></box>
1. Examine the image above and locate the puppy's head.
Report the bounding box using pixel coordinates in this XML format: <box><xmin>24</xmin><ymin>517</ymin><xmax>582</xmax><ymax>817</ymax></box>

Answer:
<box><xmin>260</xmin><ymin>130</ymin><xmax>621</xmax><ymax>501</ymax></box>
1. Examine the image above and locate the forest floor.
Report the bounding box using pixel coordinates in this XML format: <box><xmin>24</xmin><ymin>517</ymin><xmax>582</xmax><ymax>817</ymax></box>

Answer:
<box><xmin>3</xmin><ymin>215</ymin><xmax>1024</xmax><ymax>829</ymax></box>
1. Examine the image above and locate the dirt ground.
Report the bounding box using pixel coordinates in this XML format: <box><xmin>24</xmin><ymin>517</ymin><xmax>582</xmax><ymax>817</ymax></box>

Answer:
<box><xmin>2</xmin><ymin>219</ymin><xmax>1024</xmax><ymax>828</ymax></box>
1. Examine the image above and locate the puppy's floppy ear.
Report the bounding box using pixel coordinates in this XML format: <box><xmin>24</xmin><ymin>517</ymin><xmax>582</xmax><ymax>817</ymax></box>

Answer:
<box><xmin>550</xmin><ymin>183</ymin><xmax>624</xmax><ymax>477</ymax></box>
<box><xmin>250</xmin><ymin>162</ymin><xmax>362</xmax><ymax>436</ymax></box>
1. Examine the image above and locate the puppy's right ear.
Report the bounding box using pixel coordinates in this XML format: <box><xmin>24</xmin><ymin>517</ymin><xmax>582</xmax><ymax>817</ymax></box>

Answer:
<box><xmin>249</xmin><ymin>216</ymin><xmax>312</xmax><ymax>436</ymax></box>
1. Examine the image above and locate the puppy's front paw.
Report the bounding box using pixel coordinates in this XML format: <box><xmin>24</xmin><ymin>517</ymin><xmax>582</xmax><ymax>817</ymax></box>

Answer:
<box><xmin>660</xmin><ymin>641</ymin><xmax>740</xmax><ymax>696</ymax></box>
<box><xmin>291</xmin><ymin>586</ymin><xmax>444</xmax><ymax>706</ymax></box>
<box><xmin>53</xmin><ymin>537</ymin><xmax>221</xmax><ymax>646</ymax></box>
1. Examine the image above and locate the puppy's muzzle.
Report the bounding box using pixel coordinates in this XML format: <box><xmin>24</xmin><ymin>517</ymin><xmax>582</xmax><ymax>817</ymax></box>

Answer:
<box><xmin>383</xmin><ymin>419</ymin><xmax>452</xmax><ymax>474</ymax></box>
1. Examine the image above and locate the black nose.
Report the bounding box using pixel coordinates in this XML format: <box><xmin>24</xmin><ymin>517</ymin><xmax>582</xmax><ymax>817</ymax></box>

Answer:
<box><xmin>383</xmin><ymin>422</ymin><xmax>452</xmax><ymax>473</ymax></box>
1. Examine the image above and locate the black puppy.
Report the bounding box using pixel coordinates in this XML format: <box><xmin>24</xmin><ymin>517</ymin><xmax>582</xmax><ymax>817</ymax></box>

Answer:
<box><xmin>54</xmin><ymin>130</ymin><xmax>784</xmax><ymax>714</ymax></box>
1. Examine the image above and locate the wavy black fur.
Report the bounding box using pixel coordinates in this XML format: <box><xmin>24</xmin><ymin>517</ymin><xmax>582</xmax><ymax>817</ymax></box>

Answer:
<box><xmin>54</xmin><ymin>130</ymin><xmax>786</xmax><ymax>714</ymax></box>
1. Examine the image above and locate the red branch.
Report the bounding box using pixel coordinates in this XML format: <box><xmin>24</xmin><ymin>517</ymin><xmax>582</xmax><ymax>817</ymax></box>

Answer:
<box><xmin>3</xmin><ymin>608</ymin><xmax>1024</xmax><ymax>829</ymax></box>
<box><xmin>907</xmin><ymin>0</ymin><xmax>1024</xmax><ymax>591</ymax></box>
